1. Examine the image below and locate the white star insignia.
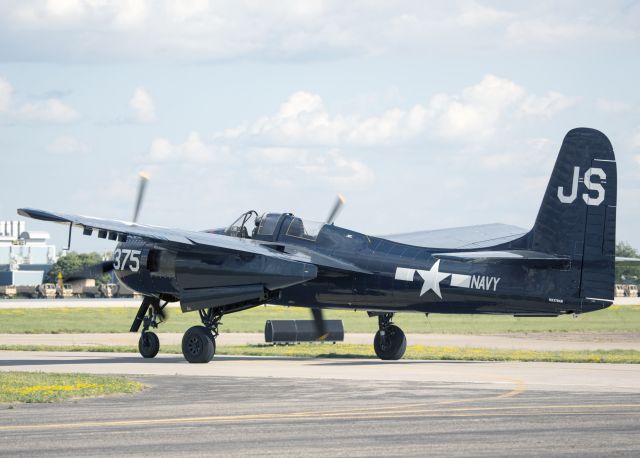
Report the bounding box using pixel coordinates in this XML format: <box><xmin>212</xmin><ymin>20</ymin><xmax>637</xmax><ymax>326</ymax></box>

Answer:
<box><xmin>416</xmin><ymin>260</ymin><xmax>451</xmax><ymax>299</ymax></box>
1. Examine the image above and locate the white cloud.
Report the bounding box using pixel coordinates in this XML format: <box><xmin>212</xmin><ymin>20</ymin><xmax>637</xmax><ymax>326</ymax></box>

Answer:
<box><xmin>138</xmin><ymin>75</ymin><xmax>583</xmax><ymax>223</ymax></box>
<box><xmin>428</xmin><ymin>74</ymin><xmax>526</xmax><ymax>140</ymax></box>
<box><xmin>148</xmin><ymin>131</ymin><xmax>221</xmax><ymax>163</ymax></box>
<box><xmin>16</xmin><ymin>98</ymin><xmax>78</xmax><ymax>123</ymax></box>
<box><xmin>129</xmin><ymin>87</ymin><xmax>156</xmax><ymax>123</ymax></box>
<box><xmin>47</xmin><ymin>135</ymin><xmax>88</xmax><ymax>154</ymax></box>
<box><xmin>13</xmin><ymin>0</ymin><xmax>148</xmax><ymax>29</ymax></box>
<box><xmin>165</xmin><ymin>0</ymin><xmax>209</xmax><ymax>22</ymax></box>
<box><xmin>146</xmin><ymin>131</ymin><xmax>374</xmax><ymax>190</ymax></box>
<box><xmin>519</xmin><ymin>91</ymin><xmax>577</xmax><ymax>118</ymax></box>
<box><xmin>0</xmin><ymin>2</ymin><xmax>637</xmax><ymax>62</ymax></box>
<box><xmin>506</xmin><ymin>18</ymin><xmax>635</xmax><ymax>47</ymax></box>
<box><xmin>0</xmin><ymin>77</ymin><xmax>12</xmax><ymax>112</ymax></box>
<box><xmin>249</xmin><ymin>147</ymin><xmax>375</xmax><ymax>189</ymax></box>
<box><xmin>233</xmin><ymin>75</ymin><xmax>572</xmax><ymax>147</ymax></box>
<box><xmin>456</xmin><ymin>1</ymin><xmax>513</xmax><ymax>27</ymax></box>
<box><xmin>228</xmin><ymin>90</ymin><xmax>429</xmax><ymax>146</ymax></box>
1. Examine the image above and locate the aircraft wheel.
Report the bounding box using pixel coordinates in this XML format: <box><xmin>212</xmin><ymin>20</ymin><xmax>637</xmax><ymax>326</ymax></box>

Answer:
<box><xmin>182</xmin><ymin>326</ymin><xmax>215</xmax><ymax>363</ymax></box>
<box><xmin>373</xmin><ymin>325</ymin><xmax>406</xmax><ymax>360</ymax></box>
<box><xmin>139</xmin><ymin>331</ymin><xmax>160</xmax><ymax>358</ymax></box>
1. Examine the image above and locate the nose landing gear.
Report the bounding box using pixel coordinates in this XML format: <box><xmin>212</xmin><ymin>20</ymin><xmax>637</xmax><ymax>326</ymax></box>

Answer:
<box><xmin>131</xmin><ymin>296</ymin><xmax>167</xmax><ymax>359</ymax></box>
<box><xmin>372</xmin><ymin>313</ymin><xmax>406</xmax><ymax>360</ymax></box>
<box><xmin>139</xmin><ymin>331</ymin><xmax>160</xmax><ymax>358</ymax></box>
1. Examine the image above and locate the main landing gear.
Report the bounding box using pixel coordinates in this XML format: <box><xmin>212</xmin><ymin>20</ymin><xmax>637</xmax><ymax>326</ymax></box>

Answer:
<box><xmin>181</xmin><ymin>308</ymin><xmax>222</xmax><ymax>364</ymax></box>
<box><xmin>372</xmin><ymin>313</ymin><xmax>406</xmax><ymax>360</ymax></box>
<box><xmin>131</xmin><ymin>297</ymin><xmax>223</xmax><ymax>363</ymax></box>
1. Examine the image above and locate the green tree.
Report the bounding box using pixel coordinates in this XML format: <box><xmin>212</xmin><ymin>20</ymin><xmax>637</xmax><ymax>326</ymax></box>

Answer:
<box><xmin>47</xmin><ymin>252</ymin><xmax>111</xmax><ymax>285</ymax></box>
<box><xmin>615</xmin><ymin>241</ymin><xmax>640</xmax><ymax>283</ymax></box>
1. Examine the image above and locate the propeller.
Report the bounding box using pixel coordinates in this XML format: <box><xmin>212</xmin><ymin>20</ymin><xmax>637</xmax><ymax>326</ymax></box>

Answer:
<box><xmin>310</xmin><ymin>194</ymin><xmax>347</xmax><ymax>340</ymax></box>
<box><xmin>132</xmin><ymin>171</ymin><xmax>149</xmax><ymax>223</ymax></box>
<box><xmin>311</xmin><ymin>307</ymin><xmax>328</xmax><ymax>341</ymax></box>
<box><xmin>63</xmin><ymin>172</ymin><xmax>150</xmax><ymax>283</ymax></box>
<box><xmin>326</xmin><ymin>194</ymin><xmax>345</xmax><ymax>225</ymax></box>
<box><xmin>65</xmin><ymin>260</ymin><xmax>116</xmax><ymax>283</ymax></box>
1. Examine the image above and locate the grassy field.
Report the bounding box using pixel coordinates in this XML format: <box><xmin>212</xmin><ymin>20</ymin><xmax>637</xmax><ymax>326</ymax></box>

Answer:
<box><xmin>0</xmin><ymin>371</ymin><xmax>143</xmax><ymax>403</ymax></box>
<box><xmin>0</xmin><ymin>304</ymin><xmax>639</xmax><ymax>334</ymax></box>
<box><xmin>1</xmin><ymin>343</ymin><xmax>638</xmax><ymax>363</ymax></box>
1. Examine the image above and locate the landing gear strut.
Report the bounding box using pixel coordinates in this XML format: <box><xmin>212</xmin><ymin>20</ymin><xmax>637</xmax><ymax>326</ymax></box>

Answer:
<box><xmin>131</xmin><ymin>296</ymin><xmax>167</xmax><ymax>359</ymax></box>
<box><xmin>181</xmin><ymin>308</ymin><xmax>222</xmax><ymax>364</ymax></box>
<box><xmin>372</xmin><ymin>313</ymin><xmax>406</xmax><ymax>360</ymax></box>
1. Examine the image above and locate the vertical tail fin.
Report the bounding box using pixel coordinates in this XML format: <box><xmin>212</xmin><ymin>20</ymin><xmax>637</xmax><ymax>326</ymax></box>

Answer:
<box><xmin>530</xmin><ymin>128</ymin><xmax>616</xmax><ymax>301</ymax></box>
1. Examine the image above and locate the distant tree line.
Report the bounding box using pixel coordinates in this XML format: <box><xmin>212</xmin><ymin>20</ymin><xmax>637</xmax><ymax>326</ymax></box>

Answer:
<box><xmin>46</xmin><ymin>252</ymin><xmax>112</xmax><ymax>285</ymax></box>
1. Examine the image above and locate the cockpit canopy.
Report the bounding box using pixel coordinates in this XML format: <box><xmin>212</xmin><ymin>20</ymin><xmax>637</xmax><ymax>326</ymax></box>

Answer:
<box><xmin>224</xmin><ymin>211</ymin><xmax>325</xmax><ymax>242</ymax></box>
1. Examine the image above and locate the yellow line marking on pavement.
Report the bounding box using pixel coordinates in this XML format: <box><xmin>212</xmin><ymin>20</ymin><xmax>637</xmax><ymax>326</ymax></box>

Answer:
<box><xmin>0</xmin><ymin>376</ymin><xmax>528</xmax><ymax>432</ymax></box>
<box><xmin>3</xmin><ymin>400</ymin><xmax>638</xmax><ymax>432</ymax></box>
<box><xmin>287</xmin><ymin>377</ymin><xmax>527</xmax><ymax>418</ymax></box>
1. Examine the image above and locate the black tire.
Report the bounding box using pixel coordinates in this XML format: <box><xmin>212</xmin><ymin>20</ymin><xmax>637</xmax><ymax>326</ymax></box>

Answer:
<box><xmin>182</xmin><ymin>326</ymin><xmax>215</xmax><ymax>363</ymax></box>
<box><xmin>139</xmin><ymin>331</ymin><xmax>160</xmax><ymax>358</ymax></box>
<box><xmin>373</xmin><ymin>325</ymin><xmax>407</xmax><ymax>360</ymax></box>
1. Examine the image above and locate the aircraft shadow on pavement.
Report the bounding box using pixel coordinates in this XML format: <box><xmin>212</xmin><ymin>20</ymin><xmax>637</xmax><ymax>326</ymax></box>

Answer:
<box><xmin>0</xmin><ymin>354</ymin><xmax>319</xmax><ymax>367</ymax></box>
<box><xmin>311</xmin><ymin>359</ymin><xmax>481</xmax><ymax>367</ymax></box>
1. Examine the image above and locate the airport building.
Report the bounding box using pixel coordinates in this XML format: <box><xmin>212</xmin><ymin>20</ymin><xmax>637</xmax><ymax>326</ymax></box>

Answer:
<box><xmin>0</xmin><ymin>220</ymin><xmax>57</xmax><ymax>286</ymax></box>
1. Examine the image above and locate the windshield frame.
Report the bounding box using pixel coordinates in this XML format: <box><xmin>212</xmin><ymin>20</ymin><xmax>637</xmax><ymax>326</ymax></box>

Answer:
<box><xmin>224</xmin><ymin>210</ymin><xmax>258</xmax><ymax>238</ymax></box>
<box><xmin>285</xmin><ymin>217</ymin><xmax>325</xmax><ymax>242</ymax></box>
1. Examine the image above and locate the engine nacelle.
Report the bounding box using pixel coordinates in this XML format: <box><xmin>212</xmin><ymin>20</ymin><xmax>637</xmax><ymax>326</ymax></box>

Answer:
<box><xmin>113</xmin><ymin>239</ymin><xmax>179</xmax><ymax>300</ymax></box>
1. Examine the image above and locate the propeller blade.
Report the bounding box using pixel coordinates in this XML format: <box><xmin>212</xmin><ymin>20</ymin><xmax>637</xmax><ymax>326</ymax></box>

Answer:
<box><xmin>65</xmin><ymin>260</ymin><xmax>115</xmax><ymax>282</ymax></box>
<box><xmin>132</xmin><ymin>171</ymin><xmax>150</xmax><ymax>223</ymax></box>
<box><xmin>152</xmin><ymin>300</ymin><xmax>169</xmax><ymax>323</ymax></box>
<box><xmin>325</xmin><ymin>194</ymin><xmax>345</xmax><ymax>225</ymax></box>
<box><xmin>311</xmin><ymin>307</ymin><xmax>328</xmax><ymax>341</ymax></box>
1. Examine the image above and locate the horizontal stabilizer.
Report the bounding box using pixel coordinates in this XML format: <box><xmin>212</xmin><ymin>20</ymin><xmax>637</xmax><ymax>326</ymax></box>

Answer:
<box><xmin>615</xmin><ymin>257</ymin><xmax>640</xmax><ymax>266</ymax></box>
<box><xmin>433</xmin><ymin>250</ymin><xmax>570</xmax><ymax>269</ymax></box>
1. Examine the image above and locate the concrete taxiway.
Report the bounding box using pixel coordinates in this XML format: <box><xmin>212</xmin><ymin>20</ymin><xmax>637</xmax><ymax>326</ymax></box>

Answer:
<box><xmin>1</xmin><ymin>351</ymin><xmax>639</xmax><ymax>456</ymax></box>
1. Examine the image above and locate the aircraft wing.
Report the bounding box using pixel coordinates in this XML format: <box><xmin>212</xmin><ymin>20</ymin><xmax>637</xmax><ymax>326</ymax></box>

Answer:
<box><xmin>17</xmin><ymin>208</ymin><xmax>368</xmax><ymax>274</ymax></box>
<box><xmin>380</xmin><ymin>223</ymin><xmax>528</xmax><ymax>249</ymax></box>
<box><xmin>433</xmin><ymin>250</ymin><xmax>570</xmax><ymax>268</ymax></box>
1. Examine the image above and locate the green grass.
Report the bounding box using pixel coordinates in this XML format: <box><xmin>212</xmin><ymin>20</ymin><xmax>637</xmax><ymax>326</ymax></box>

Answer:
<box><xmin>1</xmin><ymin>343</ymin><xmax>639</xmax><ymax>364</ymax></box>
<box><xmin>0</xmin><ymin>304</ymin><xmax>639</xmax><ymax>334</ymax></box>
<box><xmin>0</xmin><ymin>371</ymin><xmax>143</xmax><ymax>403</ymax></box>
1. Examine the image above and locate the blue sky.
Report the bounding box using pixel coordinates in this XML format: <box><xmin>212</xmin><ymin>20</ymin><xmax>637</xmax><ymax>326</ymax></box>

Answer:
<box><xmin>0</xmin><ymin>0</ymin><xmax>639</xmax><ymax>252</ymax></box>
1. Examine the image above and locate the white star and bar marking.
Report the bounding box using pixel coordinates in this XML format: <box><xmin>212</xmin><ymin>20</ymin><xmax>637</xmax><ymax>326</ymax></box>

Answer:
<box><xmin>395</xmin><ymin>262</ymin><xmax>499</xmax><ymax>299</ymax></box>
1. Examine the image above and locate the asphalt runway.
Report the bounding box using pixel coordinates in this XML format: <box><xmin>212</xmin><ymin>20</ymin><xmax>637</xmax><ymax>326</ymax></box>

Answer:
<box><xmin>1</xmin><ymin>352</ymin><xmax>640</xmax><ymax>456</ymax></box>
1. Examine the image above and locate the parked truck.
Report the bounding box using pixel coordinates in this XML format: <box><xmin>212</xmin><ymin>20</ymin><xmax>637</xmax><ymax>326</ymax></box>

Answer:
<box><xmin>0</xmin><ymin>285</ymin><xmax>17</xmax><ymax>298</ymax></box>
<box><xmin>55</xmin><ymin>283</ymin><xmax>74</xmax><ymax>298</ymax></box>
<box><xmin>35</xmin><ymin>283</ymin><xmax>57</xmax><ymax>299</ymax></box>
<box><xmin>625</xmin><ymin>284</ymin><xmax>638</xmax><ymax>297</ymax></box>
<box><xmin>6</xmin><ymin>279</ymin><xmax>140</xmax><ymax>299</ymax></box>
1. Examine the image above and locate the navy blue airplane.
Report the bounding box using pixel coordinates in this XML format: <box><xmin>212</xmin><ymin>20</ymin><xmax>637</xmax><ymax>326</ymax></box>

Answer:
<box><xmin>19</xmin><ymin>127</ymin><xmax>618</xmax><ymax>363</ymax></box>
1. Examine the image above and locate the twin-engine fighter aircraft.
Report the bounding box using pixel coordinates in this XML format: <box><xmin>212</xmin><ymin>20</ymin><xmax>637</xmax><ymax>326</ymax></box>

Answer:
<box><xmin>19</xmin><ymin>127</ymin><xmax>618</xmax><ymax>363</ymax></box>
